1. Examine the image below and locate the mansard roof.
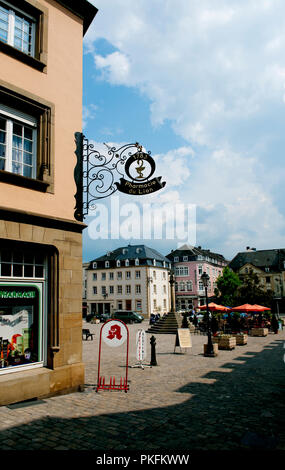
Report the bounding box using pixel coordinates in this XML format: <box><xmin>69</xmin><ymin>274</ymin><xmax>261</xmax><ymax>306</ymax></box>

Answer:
<box><xmin>229</xmin><ymin>249</ymin><xmax>285</xmax><ymax>272</ymax></box>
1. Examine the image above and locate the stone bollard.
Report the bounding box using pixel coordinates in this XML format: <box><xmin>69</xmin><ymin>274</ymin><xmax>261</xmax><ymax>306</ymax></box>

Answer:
<box><xmin>150</xmin><ymin>335</ymin><xmax>157</xmax><ymax>366</ymax></box>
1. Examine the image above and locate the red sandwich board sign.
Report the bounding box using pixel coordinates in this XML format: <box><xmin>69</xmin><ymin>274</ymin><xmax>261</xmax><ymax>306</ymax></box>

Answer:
<box><xmin>96</xmin><ymin>319</ymin><xmax>129</xmax><ymax>393</ymax></box>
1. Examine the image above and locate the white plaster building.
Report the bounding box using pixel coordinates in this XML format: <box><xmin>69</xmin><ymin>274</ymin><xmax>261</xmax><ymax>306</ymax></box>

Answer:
<box><xmin>84</xmin><ymin>245</ymin><xmax>171</xmax><ymax>318</ymax></box>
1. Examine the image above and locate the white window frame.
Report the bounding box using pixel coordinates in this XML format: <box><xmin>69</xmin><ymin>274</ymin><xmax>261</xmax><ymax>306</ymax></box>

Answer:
<box><xmin>0</xmin><ymin>104</ymin><xmax>37</xmax><ymax>178</ymax></box>
<box><xmin>0</xmin><ymin>1</ymin><xmax>36</xmax><ymax>56</ymax></box>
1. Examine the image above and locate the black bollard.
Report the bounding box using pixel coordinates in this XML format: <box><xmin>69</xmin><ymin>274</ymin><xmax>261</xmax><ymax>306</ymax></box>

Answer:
<box><xmin>150</xmin><ymin>335</ymin><xmax>157</xmax><ymax>366</ymax></box>
<box><xmin>182</xmin><ymin>312</ymin><xmax>189</xmax><ymax>328</ymax></box>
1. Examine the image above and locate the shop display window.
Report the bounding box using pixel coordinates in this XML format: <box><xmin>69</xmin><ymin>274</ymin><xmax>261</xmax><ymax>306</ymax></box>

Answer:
<box><xmin>0</xmin><ymin>283</ymin><xmax>44</xmax><ymax>371</ymax></box>
<box><xmin>0</xmin><ymin>247</ymin><xmax>46</xmax><ymax>373</ymax></box>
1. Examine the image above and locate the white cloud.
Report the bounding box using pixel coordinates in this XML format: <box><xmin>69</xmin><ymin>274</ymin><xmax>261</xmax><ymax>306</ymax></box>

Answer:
<box><xmin>84</xmin><ymin>0</ymin><xmax>285</xmax><ymax>257</ymax></box>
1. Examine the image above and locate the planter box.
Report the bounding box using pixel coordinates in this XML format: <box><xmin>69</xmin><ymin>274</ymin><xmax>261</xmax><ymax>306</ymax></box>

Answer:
<box><xmin>213</xmin><ymin>335</ymin><xmax>236</xmax><ymax>350</ymax></box>
<box><xmin>233</xmin><ymin>333</ymin><xmax>248</xmax><ymax>345</ymax></box>
<box><xmin>204</xmin><ymin>343</ymin><xmax>218</xmax><ymax>356</ymax></box>
<box><xmin>250</xmin><ymin>328</ymin><xmax>268</xmax><ymax>337</ymax></box>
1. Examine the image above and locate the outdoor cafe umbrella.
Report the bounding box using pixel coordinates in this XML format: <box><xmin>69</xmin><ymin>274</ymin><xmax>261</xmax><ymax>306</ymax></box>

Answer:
<box><xmin>251</xmin><ymin>304</ymin><xmax>271</xmax><ymax>311</ymax></box>
<box><xmin>231</xmin><ymin>304</ymin><xmax>271</xmax><ymax>313</ymax></box>
<box><xmin>231</xmin><ymin>304</ymin><xmax>262</xmax><ymax>313</ymax></box>
<box><xmin>199</xmin><ymin>302</ymin><xmax>230</xmax><ymax>312</ymax></box>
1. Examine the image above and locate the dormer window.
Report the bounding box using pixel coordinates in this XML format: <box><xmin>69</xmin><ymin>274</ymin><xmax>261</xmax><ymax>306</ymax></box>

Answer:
<box><xmin>136</xmin><ymin>248</ymin><xmax>141</xmax><ymax>254</ymax></box>
<box><xmin>135</xmin><ymin>258</ymin><xmax>139</xmax><ymax>266</ymax></box>
<box><xmin>183</xmin><ymin>256</ymin><xmax>188</xmax><ymax>262</ymax></box>
<box><xmin>265</xmin><ymin>267</ymin><xmax>270</xmax><ymax>272</ymax></box>
<box><xmin>125</xmin><ymin>259</ymin><xmax>129</xmax><ymax>267</ymax></box>
<box><xmin>122</xmin><ymin>249</ymin><xmax>127</xmax><ymax>255</ymax></box>
<box><xmin>174</xmin><ymin>257</ymin><xmax>179</xmax><ymax>262</ymax></box>
<box><xmin>92</xmin><ymin>262</ymin><xmax>97</xmax><ymax>269</ymax></box>
<box><xmin>153</xmin><ymin>259</ymin><xmax>156</xmax><ymax>266</ymax></box>
<box><xmin>105</xmin><ymin>261</ymin><xmax>109</xmax><ymax>268</ymax></box>
<box><xmin>116</xmin><ymin>260</ymin><xmax>121</xmax><ymax>267</ymax></box>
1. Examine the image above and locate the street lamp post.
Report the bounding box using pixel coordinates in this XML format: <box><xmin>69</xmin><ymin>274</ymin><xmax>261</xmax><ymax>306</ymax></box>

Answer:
<box><xmin>201</xmin><ymin>272</ymin><xmax>215</xmax><ymax>357</ymax></box>
<box><xmin>168</xmin><ymin>269</ymin><xmax>176</xmax><ymax>313</ymax></box>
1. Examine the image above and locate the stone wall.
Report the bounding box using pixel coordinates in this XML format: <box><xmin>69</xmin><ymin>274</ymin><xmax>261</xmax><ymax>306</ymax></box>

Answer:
<box><xmin>0</xmin><ymin>218</ymin><xmax>85</xmax><ymax>405</ymax></box>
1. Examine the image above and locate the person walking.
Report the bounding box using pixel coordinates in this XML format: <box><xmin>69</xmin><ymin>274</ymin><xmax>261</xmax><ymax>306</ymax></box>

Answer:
<box><xmin>271</xmin><ymin>314</ymin><xmax>279</xmax><ymax>334</ymax></box>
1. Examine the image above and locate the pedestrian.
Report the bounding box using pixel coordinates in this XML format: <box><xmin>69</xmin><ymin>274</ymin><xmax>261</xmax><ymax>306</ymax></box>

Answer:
<box><xmin>271</xmin><ymin>314</ymin><xmax>279</xmax><ymax>334</ymax></box>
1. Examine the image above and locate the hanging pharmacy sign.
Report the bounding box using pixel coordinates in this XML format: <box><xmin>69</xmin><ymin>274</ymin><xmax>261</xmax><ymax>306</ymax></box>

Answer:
<box><xmin>74</xmin><ymin>135</ymin><xmax>166</xmax><ymax>221</ymax></box>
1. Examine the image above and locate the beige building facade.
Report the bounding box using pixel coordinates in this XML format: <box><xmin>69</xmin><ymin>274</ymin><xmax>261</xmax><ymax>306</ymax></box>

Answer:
<box><xmin>229</xmin><ymin>248</ymin><xmax>285</xmax><ymax>314</ymax></box>
<box><xmin>0</xmin><ymin>0</ymin><xmax>97</xmax><ymax>405</ymax></box>
<box><xmin>85</xmin><ymin>245</ymin><xmax>171</xmax><ymax>319</ymax></box>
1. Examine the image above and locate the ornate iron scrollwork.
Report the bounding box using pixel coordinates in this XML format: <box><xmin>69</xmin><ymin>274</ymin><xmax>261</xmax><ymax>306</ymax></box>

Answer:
<box><xmin>74</xmin><ymin>133</ymin><xmax>165</xmax><ymax>221</ymax></box>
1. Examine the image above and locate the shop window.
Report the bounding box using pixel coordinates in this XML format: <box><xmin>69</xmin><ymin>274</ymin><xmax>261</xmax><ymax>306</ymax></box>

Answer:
<box><xmin>0</xmin><ymin>282</ymin><xmax>44</xmax><ymax>371</ymax></box>
<box><xmin>0</xmin><ymin>244</ymin><xmax>47</xmax><ymax>373</ymax></box>
<box><xmin>0</xmin><ymin>248</ymin><xmax>45</xmax><ymax>278</ymax></box>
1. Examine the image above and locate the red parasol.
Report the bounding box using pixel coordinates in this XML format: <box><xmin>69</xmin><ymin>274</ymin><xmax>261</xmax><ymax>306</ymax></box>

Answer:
<box><xmin>251</xmin><ymin>304</ymin><xmax>271</xmax><ymax>311</ymax></box>
<box><xmin>231</xmin><ymin>303</ymin><xmax>269</xmax><ymax>312</ymax></box>
<box><xmin>199</xmin><ymin>302</ymin><xmax>230</xmax><ymax>312</ymax></box>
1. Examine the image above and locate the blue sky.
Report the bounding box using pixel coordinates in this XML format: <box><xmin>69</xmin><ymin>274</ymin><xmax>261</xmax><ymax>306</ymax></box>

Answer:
<box><xmin>81</xmin><ymin>0</ymin><xmax>285</xmax><ymax>263</ymax></box>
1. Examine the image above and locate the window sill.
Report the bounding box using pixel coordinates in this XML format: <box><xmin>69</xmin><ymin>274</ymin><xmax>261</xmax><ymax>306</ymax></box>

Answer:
<box><xmin>0</xmin><ymin>170</ymin><xmax>50</xmax><ymax>192</ymax></box>
<box><xmin>0</xmin><ymin>40</ymin><xmax>46</xmax><ymax>72</ymax></box>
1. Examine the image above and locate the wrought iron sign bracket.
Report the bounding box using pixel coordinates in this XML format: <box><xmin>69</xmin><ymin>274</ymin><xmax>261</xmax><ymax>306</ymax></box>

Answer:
<box><xmin>74</xmin><ymin>132</ymin><xmax>166</xmax><ymax>221</ymax></box>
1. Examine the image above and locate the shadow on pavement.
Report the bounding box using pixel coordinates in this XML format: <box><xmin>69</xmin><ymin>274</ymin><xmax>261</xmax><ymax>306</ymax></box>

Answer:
<box><xmin>0</xmin><ymin>339</ymin><xmax>284</xmax><ymax>453</ymax></box>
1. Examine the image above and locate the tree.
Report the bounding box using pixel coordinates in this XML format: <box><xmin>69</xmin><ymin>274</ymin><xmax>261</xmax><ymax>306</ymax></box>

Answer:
<box><xmin>235</xmin><ymin>268</ymin><xmax>274</xmax><ymax>307</ymax></box>
<box><xmin>214</xmin><ymin>266</ymin><xmax>241</xmax><ymax>307</ymax></box>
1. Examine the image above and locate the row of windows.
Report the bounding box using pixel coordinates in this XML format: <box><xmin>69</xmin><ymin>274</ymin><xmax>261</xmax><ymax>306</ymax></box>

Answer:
<box><xmin>92</xmin><ymin>284</ymin><xmax>167</xmax><ymax>295</ymax></box>
<box><xmin>175</xmin><ymin>265</ymin><xmax>222</xmax><ymax>277</ymax></box>
<box><xmin>173</xmin><ymin>255</ymin><xmax>226</xmax><ymax>265</ymax></box>
<box><xmin>92</xmin><ymin>259</ymin><xmax>167</xmax><ymax>269</ymax></box>
<box><xmin>175</xmin><ymin>280</ymin><xmax>216</xmax><ymax>292</ymax></box>
<box><xmin>0</xmin><ymin>1</ymin><xmax>51</xmax><ymax>190</ymax></box>
<box><xmin>93</xmin><ymin>271</ymin><xmax>140</xmax><ymax>281</ymax></box>
<box><xmin>92</xmin><ymin>270</ymin><xmax>167</xmax><ymax>281</ymax></box>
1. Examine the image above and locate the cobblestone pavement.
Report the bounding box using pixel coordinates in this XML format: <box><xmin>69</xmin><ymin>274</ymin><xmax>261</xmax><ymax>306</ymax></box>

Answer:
<box><xmin>0</xmin><ymin>320</ymin><xmax>284</xmax><ymax>452</ymax></box>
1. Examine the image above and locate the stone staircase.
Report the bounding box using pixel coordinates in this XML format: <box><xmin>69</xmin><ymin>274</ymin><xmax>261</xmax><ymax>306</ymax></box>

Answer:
<box><xmin>146</xmin><ymin>311</ymin><xmax>184</xmax><ymax>334</ymax></box>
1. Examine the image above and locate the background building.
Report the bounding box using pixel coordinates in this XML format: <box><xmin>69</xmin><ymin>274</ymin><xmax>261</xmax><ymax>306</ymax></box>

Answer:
<box><xmin>166</xmin><ymin>244</ymin><xmax>228</xmax><ymax>311</ymax></box>
<box><xmin>0</xmin><ymin>0</ymin><xmax>97</xmax><ymax>405</ymax></box>
<box><xmin>229</xmin><ymin>247</ymin><xmax>285</xmax><ymax>314</ymax></box>
<box><xmin>85</xmin><ymin>244</ymin><xmax>171</xmax><ymax>318</ymax></box>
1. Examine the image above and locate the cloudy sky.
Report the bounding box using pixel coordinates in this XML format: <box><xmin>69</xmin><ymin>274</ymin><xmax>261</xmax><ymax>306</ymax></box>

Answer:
<box><xmin>82</xmin><ymin>0</ymin><xmax>285</xmax><ymax>262</ymax></box>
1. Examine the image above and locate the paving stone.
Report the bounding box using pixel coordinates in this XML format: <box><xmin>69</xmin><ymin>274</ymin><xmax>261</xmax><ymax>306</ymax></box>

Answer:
<box><xmin>0</xmin><ymin>321</ymin><xmax>284</xmax><ymax>451</ymax></box>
